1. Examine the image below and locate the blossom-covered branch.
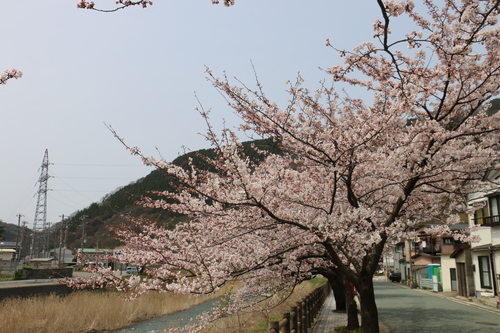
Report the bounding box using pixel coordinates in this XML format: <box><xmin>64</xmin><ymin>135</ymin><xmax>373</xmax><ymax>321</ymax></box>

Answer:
<box><xmin>77</xmin><ymin>0</ymin><xmax>153</xmax><ymax>12</ymax></box>
<box><xmin>0</xmin><ymin>69</ymin><xmax>22</xmax><ymax>85</ymax></box>
<box><xmin>76</xmin><ymin>0</ymin><xmax>235</xmax><ymax>12</ymax></box>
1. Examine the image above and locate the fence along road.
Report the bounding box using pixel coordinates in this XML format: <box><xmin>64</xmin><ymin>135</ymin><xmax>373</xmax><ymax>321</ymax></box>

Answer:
<box><xmin>268</xmin><ymin>283</ymin><xmax>331</xmax><ymax>333</ymax></box>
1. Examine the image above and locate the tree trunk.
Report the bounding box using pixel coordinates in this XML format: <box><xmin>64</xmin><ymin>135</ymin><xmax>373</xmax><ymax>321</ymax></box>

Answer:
<box><xmin>329</xmin><ymin>270</ymin><xmax>346</xmax><ymax>311</ymax></box>
<box><xmin>314</xmin><ymin>267</ymin><xmax>347</xmax><ymax>311</ymax></box>
<box><xmin>344</xmin><ymin>278</ymin><xmax>360</xmax><ymax>331</ymax></box>
<box><xmin>358</xmin><ymin>277</ymin><xmax>379</xmax><ymax>333</ymax></box>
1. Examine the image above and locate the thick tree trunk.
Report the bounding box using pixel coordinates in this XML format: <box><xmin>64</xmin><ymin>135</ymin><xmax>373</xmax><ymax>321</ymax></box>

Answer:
<box><xmin>329</xmin><ymin>270</ymin><xmax>346</xmax><ymax>311</ymax></box>
<box><xmin>344</xmin><ymin>278</ymin><xmax>360</xmax><ymax>331</ymax></box>
<box><xmin>314</xmin><ymin>267</ymin><xmax>347</xmax><ymax>311</ymax></box>
<box><xmin>358</xmin><ymin>277</ymin><xmax>379</xmax><ymax>333</ymax></box>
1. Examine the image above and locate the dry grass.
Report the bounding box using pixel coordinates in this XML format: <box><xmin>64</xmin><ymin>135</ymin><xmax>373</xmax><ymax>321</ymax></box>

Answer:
<box><xmin>0</xmin><ymin>279</ymin><xmax>325</xmax><ymax>333</ymax></box>
<box><xmin>0</xmin><ymin>289</ymin><xmax>221</xmax><ymax>333</ymax></box>
<box><xmin>201</xmin><ymin>278</ymin><xmax>327</xmax><ymax>333</ymax></box>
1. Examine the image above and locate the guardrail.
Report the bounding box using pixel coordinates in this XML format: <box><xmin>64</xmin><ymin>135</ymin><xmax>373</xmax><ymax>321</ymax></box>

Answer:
<box><xmin>268</xmin><ymin>282</ymin><xmax>331</xmax><ymax>333</ymax></box>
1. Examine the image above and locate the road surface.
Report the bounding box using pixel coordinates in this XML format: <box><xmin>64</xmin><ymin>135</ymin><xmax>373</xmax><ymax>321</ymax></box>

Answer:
<box><xmin>375</xmin><ymin>281</ymin><xmax>500</xmax><ymax>333</ymax></box>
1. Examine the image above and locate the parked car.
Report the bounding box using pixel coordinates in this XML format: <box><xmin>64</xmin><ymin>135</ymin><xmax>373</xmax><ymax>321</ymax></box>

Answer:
<box><xmin>389</xmin><ymin>272</ymin><xmax>401</xmax><ymax>282</ymax></box>
<box><xmin>126</xmin><ymin>266</ymin><xmax>138</xmax><ymax>275</ymax></box>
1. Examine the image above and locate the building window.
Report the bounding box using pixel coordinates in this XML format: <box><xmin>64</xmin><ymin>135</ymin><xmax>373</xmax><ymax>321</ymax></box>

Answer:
<box><xmin>478</xmin><ymin>256</ymin><xmax>492</xmax><ymax>289</ymax></box>
<box><xmin>443</xmin><ymin>238</ymin><xmax>453</xmax><ymax>244</ymax></box>
<box><xmin>488</xmin><ymin>195</ymin><xmax>500</xmax><ymax>224</ymax></box>
<box><xmin>474</xmin><ymin>204</ymin><xmax>489</xmax><ymax>225</ymax></box>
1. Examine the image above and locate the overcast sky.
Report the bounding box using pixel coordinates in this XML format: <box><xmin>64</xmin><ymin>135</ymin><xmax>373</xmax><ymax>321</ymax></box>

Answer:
<box><xmin>0</xmin><ymin>0</ymin><xmax>383</xmax><ymax>228</ymax></box>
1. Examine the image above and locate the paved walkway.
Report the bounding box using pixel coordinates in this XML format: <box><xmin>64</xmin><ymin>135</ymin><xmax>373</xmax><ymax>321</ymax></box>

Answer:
<box><xmin>312</xmin><ymin>291</ymin><xmax>348</xmax><ymax>333</ymax></box>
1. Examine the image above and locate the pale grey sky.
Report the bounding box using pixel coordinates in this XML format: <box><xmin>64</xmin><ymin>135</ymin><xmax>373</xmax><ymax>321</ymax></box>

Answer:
<box><xmin>0</xmin><ymin>0</ymin><xmax>381</xmax><ymax>227</ymax></box>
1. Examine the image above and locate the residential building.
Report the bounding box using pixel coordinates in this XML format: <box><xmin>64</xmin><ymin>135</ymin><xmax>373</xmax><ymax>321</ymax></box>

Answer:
<box><xmin>467</xmin><ymin>169</ymin><xmax>500</xmax><ymax>299</ymax></box>
<box><xmin>398</xmin><ymin>224</ymin><xmax>467</xmax><ymax>292</ymax></box>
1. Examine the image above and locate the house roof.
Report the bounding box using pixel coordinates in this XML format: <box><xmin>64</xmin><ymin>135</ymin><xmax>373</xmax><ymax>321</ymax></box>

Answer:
<box><xmin>412</xmin><ymin>265</ymin><xmax>429</xmax><ymax>270</ymax></box>
<box><xmin>77</xmin><ymin>248</ymin><xmax>114</xmax><ymax>254</ymax></box>
<box><xmin>28</xmin><ymin>258</ymin><xmax>54</xmax><ymax>262</ymax></box>
<box><xmin>0</xmin><ymin>241</ymin><xmax>18</xmax><ymax>247</ymax></box>
<box><xmin>450</xmin><ymin>244</ymin><xmax>471</xmax><ymax>258</ymax></box>
<box><xmin>471</xmin><ymin>243</ymin><xmax>500</xmax><ymax>252</ymax></box>
<box><xmin>449</xmin><ymin>223</ymin><xmax>469</xmax><ymax>231</ymax></box>
<box><xmin>411</xmin><ymin>252</ymin><xmax>440</xmax><ymax>259</ymax></box>
<box><xmin>0</xmin><ymin>249</ymin><xmax>16</xmax><ymax>253</ymax></box>
<box><xmin>414</xmin><ymin>223</ymin><xmax>469</xmax><ymax>236</ymax></box>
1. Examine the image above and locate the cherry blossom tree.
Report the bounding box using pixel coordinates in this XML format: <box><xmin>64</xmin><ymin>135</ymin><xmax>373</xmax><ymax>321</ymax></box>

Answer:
<box><xmin>69</xmin><ymin>1</ymin><xmax>500</xmax><ymax>332</ymax></box>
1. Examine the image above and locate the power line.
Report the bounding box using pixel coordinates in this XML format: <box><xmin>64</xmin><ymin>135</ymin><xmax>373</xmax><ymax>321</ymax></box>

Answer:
<box><xmin>52</xmin><ymin>190</ymin><xmax>111</xmax><ymax>192</ymax></box>
<box><xmin>55</xmin><ymin>177</ymin><xmax>136</xmax><ymax>180</ymax></box>
<box><xmin>53</xmin><ymin>164</ymin><xmax>145</xmax><ymax>167</ymax></box>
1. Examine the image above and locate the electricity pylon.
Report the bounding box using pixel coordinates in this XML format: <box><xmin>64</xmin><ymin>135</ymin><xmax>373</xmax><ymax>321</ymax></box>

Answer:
<box><xmin>30</xmin><ymin>149</ymin><xmax>50</xmax><ymax>258</ymax></box>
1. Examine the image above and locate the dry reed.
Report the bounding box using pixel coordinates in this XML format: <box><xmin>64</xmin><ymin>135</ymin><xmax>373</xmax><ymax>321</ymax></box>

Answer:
<box><xmin>0</xmin><ymin>289</ymin><xmax>218</xmax><ymax>333</ymax></box>
<box><xmin>0</xmin><ymin>279</ymin><xmax>324</xmax><ymax>333</ymax></box>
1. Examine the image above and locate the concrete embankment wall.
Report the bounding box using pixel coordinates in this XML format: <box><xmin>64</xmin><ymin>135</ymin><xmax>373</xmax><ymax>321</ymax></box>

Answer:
<box><xmin>21</xmin><ymin>268</ymin><xmax>73</xmax><ymax>279</ymax></box>
<box><xmin>0</xmin><ymin>268</ymin><xmax>75</xmax><ymax>301</ymax></box>
<box><xmin>0</xmin><ymin>283</ymin><xmax>73</xmax><ymax>301</ymax></box>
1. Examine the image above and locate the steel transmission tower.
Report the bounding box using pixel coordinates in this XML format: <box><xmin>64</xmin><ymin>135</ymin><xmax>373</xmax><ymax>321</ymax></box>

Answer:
<box><xmin>30</xmin><ymin>149</ymin><xmax>50</xmax><ymax>258</ymax></box>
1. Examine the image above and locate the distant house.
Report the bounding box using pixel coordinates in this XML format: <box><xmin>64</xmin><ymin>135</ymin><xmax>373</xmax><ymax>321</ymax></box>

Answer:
<box><xmin>49</xmin><ymin>247</ymin><xmax>74</xmax><ymax>264</ymax></box>
<box><xmin>0</xmin><ymin>241</ymin><xmax>19</xmax><ymax>272</ymax></box>
<box><xmin>76</xmin><ymin>248</ymin><xmax>120</xmax><ymax>269</ymax></box>
<box><xmin>26</xmin><ymin>257</ymin><xmax>56</xmax><ymax>268</ymax></box>
<box><xmin>0</xmin><ymin>248</ymin><xmax>16</xmax><ymax>270</ymax></box>
<box><xmin>401</xmin><ymin>223</ymin><xmax>467</xmax><ymax>292</ymax></box>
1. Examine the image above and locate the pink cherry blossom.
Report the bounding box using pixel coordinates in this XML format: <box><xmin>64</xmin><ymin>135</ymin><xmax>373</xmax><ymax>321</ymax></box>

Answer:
<box><xmin>0</xmin><ymin>69</ymin><xmax>22</xmax><ymax>85</ymax></box>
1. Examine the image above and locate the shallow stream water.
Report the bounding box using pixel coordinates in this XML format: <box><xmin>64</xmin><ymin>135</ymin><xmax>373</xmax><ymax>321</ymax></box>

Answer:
<box><xmin>107</xmin><ymin>298</ymin><xmax>220</xmax><ymax>333</ymax></box>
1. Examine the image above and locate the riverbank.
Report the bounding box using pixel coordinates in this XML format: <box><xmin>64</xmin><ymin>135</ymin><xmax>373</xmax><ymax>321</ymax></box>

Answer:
<box><xmin>0</xmin><ymin>274</ymin><xmax>326</xmax><ymax>333</ymax></box>
<box><xmin>0</xmin><ymin>288</ymin><xmax>222</xmax><ymax>333</ymax></box>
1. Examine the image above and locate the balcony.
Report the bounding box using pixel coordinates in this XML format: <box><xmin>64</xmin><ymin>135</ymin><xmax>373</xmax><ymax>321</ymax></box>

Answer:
<box><xmin>475</xmin><ymin>215</ymin><xmax>500</xmax><ymax>226</ymax></box>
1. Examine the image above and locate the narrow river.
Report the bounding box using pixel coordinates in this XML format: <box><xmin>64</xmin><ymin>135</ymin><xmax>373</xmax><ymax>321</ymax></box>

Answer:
<box><xmin>107</xmin><ymin>298</ymin><xmax>220</xmax><ymax>333</ymax></box>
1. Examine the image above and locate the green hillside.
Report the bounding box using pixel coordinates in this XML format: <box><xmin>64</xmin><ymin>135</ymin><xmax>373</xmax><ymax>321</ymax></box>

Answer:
<box><xmin>0</xmin><ymin>220</ymin><xmax>24</xmax><ymax>242</ymax></box>
<box><xmin>57</xmin><ymin>138</ymin><xmax>280</xmax><ymax>250</ymax></box>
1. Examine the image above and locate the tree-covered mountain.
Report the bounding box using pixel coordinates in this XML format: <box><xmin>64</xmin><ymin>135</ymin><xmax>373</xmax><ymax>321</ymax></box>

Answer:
<box><xmin>55</xmin><ymin>138</ymin><xmax>280</xmax><ymax>250</ymax></box>
<box><xmin>0</xmin><ymin>220</ymin><xmax>24</xmax><ymax>242</ymax></box>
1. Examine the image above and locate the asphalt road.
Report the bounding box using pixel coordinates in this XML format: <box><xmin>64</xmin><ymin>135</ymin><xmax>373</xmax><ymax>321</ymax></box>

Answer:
<box><xmin>374</xmin><ymin>281</ymin><xmax>500</xmax><ymax>333</ymax></box>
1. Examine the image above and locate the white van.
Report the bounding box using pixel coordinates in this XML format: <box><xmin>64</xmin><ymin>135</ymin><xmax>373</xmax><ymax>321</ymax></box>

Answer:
<box><xmin>126</xmin><ymin>266</ymin><xmax>138</xmax><ymax>275</ymax></box>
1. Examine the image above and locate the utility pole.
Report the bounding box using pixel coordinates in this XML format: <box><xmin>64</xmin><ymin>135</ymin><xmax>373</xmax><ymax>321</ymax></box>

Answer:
<box><xmin>46</xmin><ymin>222</ymin><xmax>51</xmax><ymax>256</ymax></box>
<box><xmin>58</xmin><ymin>214</ymin><xmax>64</xmax><ymax>266</ymax></box>
<box><xmin>19</xmin><ymin>221</ymin><xmax>27</xmax><ymax>263</ymax></box>
<box><xmin>80</xmin><ymin>215</ymin><xmax>88</xmax><ymax>254</ymax></box>
<box><xmin>15</xmin><ymin>214</ymin><xmax>23</xmax><ymax>262</ymax></box>
<box><xmin>63</xmin><ymin>217</ymin><xmax>68</xmax><ymax>254</ymax></box>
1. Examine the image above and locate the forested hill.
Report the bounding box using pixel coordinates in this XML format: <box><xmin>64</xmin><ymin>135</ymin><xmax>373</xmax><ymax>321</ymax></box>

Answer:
<box><xmin>62</xmin><ymin>138</ymin><xmax>280</xmax><ymax>249</ymax></box>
